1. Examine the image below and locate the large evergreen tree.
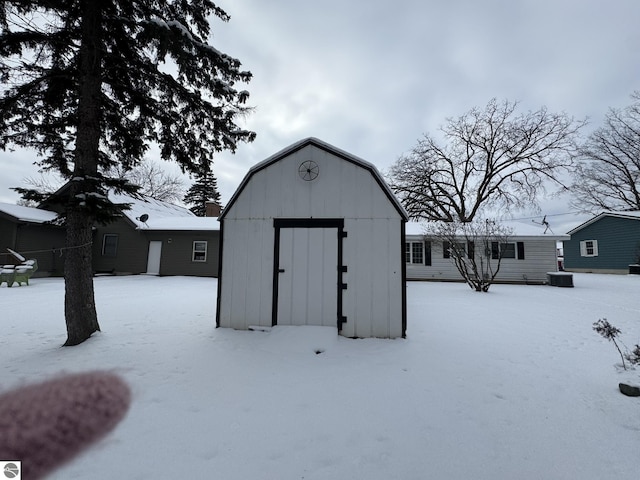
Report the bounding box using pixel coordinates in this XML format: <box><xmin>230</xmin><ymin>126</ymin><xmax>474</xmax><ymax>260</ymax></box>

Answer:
<box><xmin>0</xmin><ymin>1</ymin><xmax>255</xmax><ymax>345</ymax></box>
<box><xmin>183</xmin><ymin>168</ymin><xmax>222</xmax><ymax>216</ymax></box>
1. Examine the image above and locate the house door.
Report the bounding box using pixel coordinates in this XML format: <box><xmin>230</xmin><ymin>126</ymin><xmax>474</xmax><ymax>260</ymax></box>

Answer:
<box><xmin>146</xmin><ymin>241</ymin><xmax>162</xmax><ymax>275</ymax></box>
<box><xmin>275</xmin><ymin>224</ymin><xmax>342</xmax><ymax>328</ymax></box>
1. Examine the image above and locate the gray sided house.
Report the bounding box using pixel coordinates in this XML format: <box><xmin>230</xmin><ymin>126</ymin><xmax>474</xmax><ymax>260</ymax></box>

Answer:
<box><xmin>92</xmin><ymin>193</ymin><xmax>220</xmax><ymax>277</ymax></box>
<box><xmin>405</xmin><ymin>221</ymin><xmax>567</xmax><ymax>284</ymax></box>
<box><xmin>217</xmin><ymin>137</ymin><xmax>409</xmax><ymax>338</ymax></box>
<box><xmin>0</xmin><ymin>203</ymin><xmax>65</xmax><ymax>276</ymax></box>
<box><xmin>564</xmin><ymin>211</ymin><xmax>640</xmax><ymax>274</ymax></box>
<box><xmin>1</xmin><ymin>192</ymin><xmax>219</xmax><ymax>278</ymax></box>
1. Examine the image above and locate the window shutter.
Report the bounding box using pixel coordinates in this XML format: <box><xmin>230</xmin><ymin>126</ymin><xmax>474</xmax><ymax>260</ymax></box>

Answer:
<box><xmin>517</xmin><ymin>242</ymin><xmax>525</xmax><ymax>260</ymax></box>
<box><xmin>592</xmin><ymin>240</ymin><xmax>599</xmax><ymax>256</ymax></box>
<box><xmin>579</xmin><ymin>241</ymin><xmax>587</xmax><ymax>257</ymax></box>
<box><xmin>443</xmin><ymin>241</ymin><xmax>450</xmax><ymax>259</ymax></box>
<box><xmin>467</xmin><ymin>241</ymin><xmax>475</xmax><ymax>260</ymax></box>
<box><xmin>491</xmin><ymin>242</ymin><xmax>499</xmax><ymax>259</ymax></box>
<box><xmin>425</xmin><ymin>241</ymin><xmax>432</xmax><ymax>266</ymax></box>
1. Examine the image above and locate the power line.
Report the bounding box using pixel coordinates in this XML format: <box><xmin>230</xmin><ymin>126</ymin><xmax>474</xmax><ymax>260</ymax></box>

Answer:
<box><xmin>507</xmin><ymin>211</ymin><xmax>583</xmax><ymax>222</ymax></box>
<box><xmin>0</xmin><ymin>241</ymin><xmax>93</xmax><ymax>259</ymax></box>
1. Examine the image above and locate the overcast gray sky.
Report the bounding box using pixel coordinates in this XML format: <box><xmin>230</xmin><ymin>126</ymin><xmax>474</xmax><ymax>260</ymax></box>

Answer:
<box><xmin>1</xmin><ymin>0</ymin><xmax>639</xmax><ymax>230</ymax></box>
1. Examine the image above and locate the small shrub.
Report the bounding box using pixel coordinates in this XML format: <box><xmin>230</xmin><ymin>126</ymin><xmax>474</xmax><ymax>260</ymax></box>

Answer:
<box><xmin>593</xmin><ymin>318</ymin><xmax>640</xmax><ymax>370</ymax></box>
<box><xmin>626</xmin><ymin>344</ymin><xmax>640</xmax><ymax>366</ymax></box>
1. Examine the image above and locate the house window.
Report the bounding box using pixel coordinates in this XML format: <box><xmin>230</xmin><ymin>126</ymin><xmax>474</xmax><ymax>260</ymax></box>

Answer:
<box><xmin>406</xmin><ymin>241</ymin><xmax>424</xmax><ymax>264</ymax></box>
<box><xmin>580</xmin><ymin>240</ymin><xmax>598</xmax><ymax>257</ymax></box>
<box><xmin>102</xmin><ymin>234</ymin><xmax>118</xmax><ymax>257</ymax></box>
<box><xmin>192</xmin><ymin>241</ymin><xmax>207</xmax><ymax>262</ymax></box>
<box><xmin>443</xmin><ymin>241</ymin><xmax>467</xmax><ymax>259</ymax></box>
<box><xmin>491</xmin><ymin>242</ymin><xmax>525</xmax><ymax>260</ymax></box>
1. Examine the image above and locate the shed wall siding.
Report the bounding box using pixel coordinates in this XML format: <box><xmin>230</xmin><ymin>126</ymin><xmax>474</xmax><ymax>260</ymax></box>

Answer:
<box><xmin>406</xmin><ymin>237</ymin><xmax>558</xmax><ymax>283</ymax></box>
<box><xmin>218</xmin><ymin>218</ymin><xmax>274</xmax><ymax>329</ymax></box>
<box><xmin>341</xmin><ymin>218</ymin><xmax>403</xmax><ymax>338</ymax></box>
<box><xmin>564</xmin><ymin>217</ymin><xmax>640</xmax><ymax>271</ymax></box>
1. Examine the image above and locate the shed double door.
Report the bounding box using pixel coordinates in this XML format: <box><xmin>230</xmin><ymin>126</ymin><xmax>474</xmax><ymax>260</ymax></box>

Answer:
<box><xmin>276</xmin><ymin>227</ymin><xmax>338</xmax><ymax>328</ymax></box>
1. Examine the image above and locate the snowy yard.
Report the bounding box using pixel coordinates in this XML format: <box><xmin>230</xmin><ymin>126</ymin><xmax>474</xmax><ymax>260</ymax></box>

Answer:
<box><xmin>1</xmin><ymin>273</ymin><xmax>639</xmax><ymax>479</ymax></box>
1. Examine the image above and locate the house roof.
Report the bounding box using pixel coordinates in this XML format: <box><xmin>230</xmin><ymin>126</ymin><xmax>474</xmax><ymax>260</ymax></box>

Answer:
<box><xmin>566</xmin><ymin>211</ymin><xmax>640</xmax><ymax>235</ymax></box>
<box><xmin>0</xmin><ymin>187</ymin><xmax>218</xmax><ymax>231</ymax></box>
<box><xmin>220</xmin><ymin>137</ymin><xmax>409</xmax><ymax>221</ymax></box>
<box><xmin>0</xmin><ymin>202</ymin><xmax>58</xmax><ymax>223</ymax></box>
<box><xmin>406</xmin><ymin>220</ymin><xmax>569</xmax><ymax>240</ymax></box>
<box><xmin>108</xmin><ymin>193</ymin><xmax>219</xmax><ymax>231</ymax></box>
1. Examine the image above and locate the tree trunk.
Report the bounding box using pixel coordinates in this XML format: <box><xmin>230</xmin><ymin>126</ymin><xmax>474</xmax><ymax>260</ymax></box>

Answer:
<box><xmin>63</xmin><ymin>0</ymin><xmax>102</xmax><ymax>346</ymax></box>
<box><xmin>64</xmin><ymin>207</ymin><xmax>100</xmax><ymax>346</ymax></box>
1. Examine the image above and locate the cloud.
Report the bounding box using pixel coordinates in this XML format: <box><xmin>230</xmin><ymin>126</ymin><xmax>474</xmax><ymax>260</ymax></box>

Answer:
<box><xmin>2</xmin><ymin>0</ymin><xmax>640</xmax><ymax>214</ymax></box>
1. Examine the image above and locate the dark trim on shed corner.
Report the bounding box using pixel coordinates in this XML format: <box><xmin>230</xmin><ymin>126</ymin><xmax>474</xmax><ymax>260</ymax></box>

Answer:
<box><xmin>271</xmin><ymin>218</ymin><xmax>347</xmax><ymax>331</ymax></box>
<box><xmin>401</xmin><ymin>220</ymin><xmax>407</xmax><ymax>338</ymax></box>
<box><xmin>215</xmin><ymin>220</ymin><xmax>225</xmax><ymax>328</ymax></box>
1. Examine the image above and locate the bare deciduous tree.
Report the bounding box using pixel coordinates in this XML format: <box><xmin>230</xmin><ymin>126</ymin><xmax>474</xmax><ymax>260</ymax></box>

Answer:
<box><xmin>428</xmin><ymin>220</ymin><xmax>514</xmax><ymax>292</ymax></box>
<box><xmin>570</xmin><ymin>92</ymin><xmax>640</xmax><ymax>214</ymax></box>
<box><xmin>110</xmin><ymin>160</ymin><xmax>185</xmax><ymax>203</ymax></box>
<box><xmin>389</xmin><ymin>99</ymin><xmax>586</xmax><ymax>222</ymax></box>
<box><xmin>19</xmin><ymin>159</ymin><xmax>185</xmax><ymax>203</ymax></box>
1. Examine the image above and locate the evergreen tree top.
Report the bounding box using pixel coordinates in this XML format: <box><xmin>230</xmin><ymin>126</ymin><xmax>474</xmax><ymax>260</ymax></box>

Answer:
<box><xmin>1</xmin><ymin>1</ymin><xmax>255</xmax><ymax>214</ymax></box>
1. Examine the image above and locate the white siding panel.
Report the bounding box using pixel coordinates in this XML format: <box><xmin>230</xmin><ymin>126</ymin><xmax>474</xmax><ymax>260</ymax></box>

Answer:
<box><xmin>405</xmin><ymin>236</ymin><xmax>559</xmax><ymax>283</ymax></box>
<box><xmin>219</xmin><ymin>218</ymin><xmax>274</xmax><ymax>329</ymax></box>
<box><xmin>343</xmin><ymin>219</ymin><xmax>373</xmax><ymax>338</ymax></box>
<box><xmin>343</xmin><ymin>218</ymin><xmax>403</xmax><ymax>338</ymax></box>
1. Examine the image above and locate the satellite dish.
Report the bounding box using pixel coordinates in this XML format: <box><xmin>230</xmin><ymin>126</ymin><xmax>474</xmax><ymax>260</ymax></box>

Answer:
<box><xmin>138</xmin><ymin>214</ymin><xmax>149</xmax><ymax>223</ymax></box>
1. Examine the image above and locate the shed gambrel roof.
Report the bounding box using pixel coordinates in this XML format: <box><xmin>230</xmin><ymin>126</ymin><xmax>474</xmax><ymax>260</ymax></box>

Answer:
<box><xmin>566</xmin><ymin>211</ymin><xmax>640</xmax><ymax>235</ymax></box>
<box><xmin>219</xmin><ymin>137</ymin><xmax>409</xmax><ymax>221</ymax></box>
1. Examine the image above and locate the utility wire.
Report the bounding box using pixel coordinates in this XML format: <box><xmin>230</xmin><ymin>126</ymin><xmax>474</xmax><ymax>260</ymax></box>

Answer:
<box><xmin>0</xmin><ymin>241</ymin><xmax>93</xmax><ymax>259</ymax></box>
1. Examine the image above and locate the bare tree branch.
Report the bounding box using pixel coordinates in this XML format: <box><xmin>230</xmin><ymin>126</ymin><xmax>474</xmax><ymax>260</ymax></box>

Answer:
<box><xmin>388</xmin><ymin>99</ymin><xmax>586</xmax><ymax>222</ymax></box>
<box><xmin>427</xmin><ymin>219</ymin><xmax>513</xmax><ymax>292</ymax></box>
<box><xmin>110</xmin><ymin>160</ymin><xmax>185</xmax><ymax>203</ymax></box>
<box><xmin>570</xmin><ymin>92</ymin><xmax>640</xmax><ymax>214</ymax></box>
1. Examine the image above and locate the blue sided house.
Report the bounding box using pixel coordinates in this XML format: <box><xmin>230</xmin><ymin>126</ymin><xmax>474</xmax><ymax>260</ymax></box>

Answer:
<box><xmin>564</xmin><ymin>211</ymin><xmax>640</xmax><ymax>274</ymax></box>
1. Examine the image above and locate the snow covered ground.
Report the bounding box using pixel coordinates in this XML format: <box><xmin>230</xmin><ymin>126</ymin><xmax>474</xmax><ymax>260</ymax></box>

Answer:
<box><xmin>1</xmin><ymin>273</ymin><xmax>639</xmax><ymax>479</ymax></box>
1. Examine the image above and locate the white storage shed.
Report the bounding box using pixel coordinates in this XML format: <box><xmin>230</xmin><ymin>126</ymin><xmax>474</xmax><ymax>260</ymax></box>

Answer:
<box><xmin>216</xmin><ymin>137</ymin><xmax>408</xmax><ymax>338</ymax></box>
